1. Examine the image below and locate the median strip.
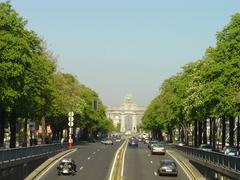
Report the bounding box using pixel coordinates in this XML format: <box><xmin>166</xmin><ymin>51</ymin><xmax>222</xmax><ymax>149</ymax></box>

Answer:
<box><xmin>109</xmin><ymin>140</ymin><xmax>128</xmax><ymax>180</ymax></box>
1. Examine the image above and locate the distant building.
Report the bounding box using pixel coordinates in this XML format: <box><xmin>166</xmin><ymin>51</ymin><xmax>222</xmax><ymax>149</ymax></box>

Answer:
<box><xmin>106</xmin><ymin>95</ymin><xmax>145</xmax><ymax>133</ymax></box>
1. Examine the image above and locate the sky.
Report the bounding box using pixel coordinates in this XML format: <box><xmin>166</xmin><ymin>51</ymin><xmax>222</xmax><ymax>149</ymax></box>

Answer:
<box><xmin>8</xmin><ymin>0</ymin><xmax>240</xmax><ymax>107</ymax></box>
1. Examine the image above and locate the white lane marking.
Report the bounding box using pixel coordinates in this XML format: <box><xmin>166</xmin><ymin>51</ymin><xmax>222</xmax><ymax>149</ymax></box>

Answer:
<box><xmin>88</xmin><ymin>157</ymin><xmax>91</xmax><ymax>160</ymax></box>
<box><xmin>154</xmin><ymin>172</ymin><xmax>158</xmax><ymax>176</ymax></box>
<box><xmin>147</xmin><ymin>154</ymin><xmax>151</xmax><ymax>157</ymax></box>
<box><xmin>167</xmin><ymin>150</ymin><xmax>192</xmax><ymax>180</ymax></box>
<box><xmin>93</xmin><ymin>152</ymin><xmax>96</xmax><ymax>155</ymax></box>
<box><xmin>36</xmin><ymin>149</ymin><xmax>77</xmax><ymax>180</ymax></box>
<box><xmin>79</xmin><ymin>166</ymin><xmax>83</xmax><ymax>170</ymax></box>
<box><xmin>150</xmin><ymin>161</ymin><xmax>153</xmax><ymax>164</ymax></box>
<box><xmin>121</xmin><ymin>140</ymin><xmax>128</xmax><ymax>177</ymax></box>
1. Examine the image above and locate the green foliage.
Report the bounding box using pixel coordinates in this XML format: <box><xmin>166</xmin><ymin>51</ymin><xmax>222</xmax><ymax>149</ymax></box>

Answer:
<box><xmin>142</xmin><ymin>12</ymin><xmax>240</xmax><ymax>133</ymax></box>
<box><xmin>0</xmin><ymin>1</ymin><xmax>112</xmax><ymax>140</ymax></box>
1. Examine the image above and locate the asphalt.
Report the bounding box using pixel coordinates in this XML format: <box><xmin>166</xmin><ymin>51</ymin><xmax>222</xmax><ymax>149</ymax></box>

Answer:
<box><xmin>38</xmin><ymin>141</ymin><xmax>123</xmax><ymax>180</ymax></box>
<box><xmin>123</xmin><ymin>142</ymin><xmax>191</xmax><ymax>180</ymax></box>
<box><xmin>36</xmin><ymin>141</ymin><xmax>204</xmax><ymax>180</ymax></box>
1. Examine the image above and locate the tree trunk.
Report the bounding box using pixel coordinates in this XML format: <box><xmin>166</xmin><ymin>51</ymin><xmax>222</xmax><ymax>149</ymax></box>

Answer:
<box><xmin>0</xmin><ymin>107</ymin><xmax>5</xmax><ymax>148</ymax></box>
<box><xmin>22</xmin><ymin>118</ymin><xmax>28</xmax><ymax>147</ymax></box>
<box><xmin>209</xmin><ymin>118</ymin><xmax>212</xmax><ymax>145</ymax></box>
<box><xmin>221</xmin><ymin>116</ymin><xmax>226</xmax><ymax>149</ymax></box>
<box><xmin>237</xmin><ymin>116</ymin><xmax>240</xmax><ymax>151</ymax></box>
<box><xmin>203</xmin><ymin>120</ymin><xmax>207</xmax><ymax>144</ymax></box>
<box><xmin>194</xmin><ymin>119</ymin><xmax>198</xmax><ymax>147</ymax></box>
<box><xmin>82</xmin><ymin>128</ymin><xmax>89</xmax><ymax>140</ymax></box>
<box><xmin>168</xmin><ymin>126</ymin><xmax>173</xmax><ymax>143</ymax></box>
<box><xmin>158</xmin><ymin>129</ymin><xmax>163</xmax><ymax>141</ymax></box>
<box><xmin>212</xmin><ymin>118</ymin><xmax>216</xmax><ymax>151</ymax></box>
<box><xmin>41</xmin><ymin>116</ymin><xmax>46</xmax><ymax>144</ymax></box>
<box><xmin>198</xmin><ymin>121</ymin><xmax>202</xmax><ymax>146</ymax></box>
<box><xmin>186</xmin><ymin>125</ymin><xmax>189</xmax><ymax>145</ymax></box>
<box><xmin>10</xmin><ymin>113</ymin><xmax>17</xmax><ymax>148</ymax></box>
<box><xmin>229</xmin><ymin>116</ymin><xmax>235</xmax><ymax>147</ymax></box>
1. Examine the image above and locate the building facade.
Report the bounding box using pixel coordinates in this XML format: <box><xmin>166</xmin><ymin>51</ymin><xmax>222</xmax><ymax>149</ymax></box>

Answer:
<box><xmin>106</xmin><ymin>95</ymin><xmax>145</xmax><ymax>133</ymax></box>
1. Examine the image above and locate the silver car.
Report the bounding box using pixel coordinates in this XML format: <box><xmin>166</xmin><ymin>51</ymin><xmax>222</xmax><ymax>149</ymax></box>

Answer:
<box><xmin>151</xmin><ymin>143</ymin><xmax>166</xmax><ymax>155</ymax></box>
<box><xmin>158</xmin><ymin>160</ymin><xmax>178</xmax><ymax>176</ymax></box>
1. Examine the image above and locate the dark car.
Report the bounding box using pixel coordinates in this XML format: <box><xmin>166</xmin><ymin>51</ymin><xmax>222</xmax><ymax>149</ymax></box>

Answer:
<box><xmin>223</xmin><ymin>146</ymin><xmax>239</xmax><ymax>156</ymax></box>
<box><xmin>88</xmin><ymin>137</ymin><xmax>97</xmax><ymax>143</ymax></box>
<box><xmin>57</xmin><ymin>158</ymin><xmax>77</xmax><ymax>176</ymax></box>
<box><xmin>128</xmin><ymin>138</ymin><xmax>138</xmax><ymax>147</ymax></box>
<box><xmin>199</xmin><ymin>144</ymin><xmax>212</xmax><ymax>152</ymax></box>
<box><xmin>158</xmin><ymin>159</ymin><xmax>178</xmax><ymax>176</ymax></box>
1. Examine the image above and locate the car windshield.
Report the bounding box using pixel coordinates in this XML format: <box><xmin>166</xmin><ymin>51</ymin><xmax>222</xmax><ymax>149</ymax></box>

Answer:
<box><xmin>228</xmin><ymin>148</ymin><xmax>237</xmax><ymax>152</ymax></box>
<box><xmin>200</xmin><ymin>144</ymin><xmax>212</xmax><ymax>149</ymax></box>
<box><xmin>162</xmin><ymin>161</ymin><xmax>176</xmax><ymax>167</ymax></box>
<box><xmin>152</xmin><ymin>143</ymin><xmax>163</xmax><ymax>147</ymax></box>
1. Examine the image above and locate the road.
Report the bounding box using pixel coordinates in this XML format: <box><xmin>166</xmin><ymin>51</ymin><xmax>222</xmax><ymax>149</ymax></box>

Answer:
<box><xmin>39</xmin><ymin>140</ymin><xmax>190</xmax><ymax>180</ymax></box>
<box><xmin>124</xmin><ymin>142</ymin><xmax>190</xmax><ymax>180</ymax></box>
<box><xmin>39</xmin><ymin>141</ymin><xmax>123</xmax><ymax>180</ymax></box>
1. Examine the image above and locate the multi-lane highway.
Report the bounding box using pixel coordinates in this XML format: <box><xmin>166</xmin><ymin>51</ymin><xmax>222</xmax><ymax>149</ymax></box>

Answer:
<box><xmin>38</xmin><ymin>140</ymin><xmax>190</xmax><ymax>180</ymax></box>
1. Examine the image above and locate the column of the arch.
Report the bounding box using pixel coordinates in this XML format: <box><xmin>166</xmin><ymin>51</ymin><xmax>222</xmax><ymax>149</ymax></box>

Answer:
<box><xmin>132</xmin><ymin>113</ymin><xmax>137</xmax><ymax>133</ymax></box>
<box><xmin>120</xmin><ymin>114</ymin><xmax>125</xmax><ymax>132</ymax></box>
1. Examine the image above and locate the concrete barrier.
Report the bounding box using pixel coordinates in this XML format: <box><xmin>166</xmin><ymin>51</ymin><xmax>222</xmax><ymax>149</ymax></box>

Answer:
<box><xmin>25</xmin><ymin>149</ymin><xmax>75</xmax><ymax>180</ymax></box>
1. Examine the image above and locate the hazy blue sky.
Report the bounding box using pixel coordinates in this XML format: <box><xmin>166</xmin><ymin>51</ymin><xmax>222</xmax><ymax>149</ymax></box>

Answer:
<box><xmin>10</xmin><ymin>0</ymin><xmax>240</xmax><ymax>107</ymax></box>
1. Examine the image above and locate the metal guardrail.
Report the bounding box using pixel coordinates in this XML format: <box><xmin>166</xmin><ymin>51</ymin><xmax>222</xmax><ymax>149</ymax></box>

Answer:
<box><xmin>175</xmin><ymin>145</ymin><xmax>240</xmax><ymax>173</ymax></box>
<box><xmin>0</xmin><ymin>143</ymin><xmax>67</xmax><ymax>163</ymax></box>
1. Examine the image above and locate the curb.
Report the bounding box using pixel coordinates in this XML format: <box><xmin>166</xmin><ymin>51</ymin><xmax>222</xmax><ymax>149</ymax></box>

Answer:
<box><xmin>25</xmin><ymin>149</ymin><xmax>75</xmax><ymax>180</ymax></box>
<box><xmin>167</xmin><ymin>150</ymin><xmax>206</xmax><ymax>180</ymax></box>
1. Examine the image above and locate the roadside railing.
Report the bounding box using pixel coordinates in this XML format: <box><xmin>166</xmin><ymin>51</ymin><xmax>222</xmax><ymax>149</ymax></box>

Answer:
<box><xmin>0</xmin><ymin>143</ymin><xmax>67</xmax><ymax>163</ymax></box>
<box><xmin>175</xmin><ymin>145</ymin><xmax>240</xmax><ymax>173</ymax></box>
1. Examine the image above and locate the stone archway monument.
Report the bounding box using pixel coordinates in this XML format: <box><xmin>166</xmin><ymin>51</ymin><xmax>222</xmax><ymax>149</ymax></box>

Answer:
<box><xmin>106</xmin><ymin>95</ymin><xmax>145</xmax><ymax>133</ymax></box>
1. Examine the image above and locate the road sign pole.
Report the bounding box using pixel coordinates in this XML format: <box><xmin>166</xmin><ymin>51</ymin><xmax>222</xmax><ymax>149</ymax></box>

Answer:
<box><xmin>68</xmin><ymin>112</ymin><xmax>74</xmax><ymax>150</ymax></box>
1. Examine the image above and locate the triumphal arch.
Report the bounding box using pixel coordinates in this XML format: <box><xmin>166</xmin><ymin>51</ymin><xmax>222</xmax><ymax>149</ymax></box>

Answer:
<box><xmin>106</xmin><ymin>95</ymin><xmax>145</xmax><ymax>133</ymax></box>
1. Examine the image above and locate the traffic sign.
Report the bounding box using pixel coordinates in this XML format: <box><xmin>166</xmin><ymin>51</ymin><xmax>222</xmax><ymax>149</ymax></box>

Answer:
<box><xmin>69</xmin><ymin>128</ymin><xmax>73</xmax><ymax>134</ymax></box>
<box><xmin>68</xmin><ymin>138</ymin><xmax>73</xmax><ymax>143</ymax></box>
<box><xmin>68</xmin><ymin>122</ymin><xmax>74</xmax><ymax>127</ymax></box>
<box><xmin>68</xmin><ymin>116</ymin><xmax>74</xmax><ymax>122</ymax></box>
<box><xmin>68</xmin><ymin>112</ymin><xmax>74</xmax><ymax>117</ymax></box>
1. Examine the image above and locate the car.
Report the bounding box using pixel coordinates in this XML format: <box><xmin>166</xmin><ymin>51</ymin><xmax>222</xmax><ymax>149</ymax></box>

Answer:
<box><xmin>101</xmin><ymin>139</ymin><xmax>113</xmax><ymax>145</ymax></box>
<box><xmin>158</xmin><ymin>159</ymin><xmax>178</xmax><ymax>176</ymax></box>
<box><xmin>148</xmin><ymin>140</ymin><xmax>159</xmax><ymax>149</ymax></box>
<box><xmin>57</xmin><ymin>158</ymin><xmax>77</xmax><ymax>176</ymax></box>
<box><xmin>115</xmin><ymin>138</ymin><xmax>122</xmax><ymax>142</ymax></box>
<box><xmin>128</xmin><ymin>138</ymin><xmax>138</xmax><ymax>147</ymax></box>
<box><xmin>223</xmin><ymin>146</ymin><xmax>239</xmax><ymax>156</ymax></box>
<box><xmin>199</xmin><ymin>144</ymin><xmax>212</xmax><ymax>151</ymax></box>
<box><xmin>144</xmin><ymin>138</ymin><xmax>150</xmax><ymax>144</ymax></box>
<box><xmin>151</xmin><ymin>143</ymin><xmax>166</xmax><ymax>155</ymax></box>
<box><xmin>177</xmin><ymin>142</ymin><xmax>185</xmax><ymax>146</ymax></box>
<box><xmin>88</xmin><ymin>137</ymin><xmax>97</xmax><ymax>143</ymax></box>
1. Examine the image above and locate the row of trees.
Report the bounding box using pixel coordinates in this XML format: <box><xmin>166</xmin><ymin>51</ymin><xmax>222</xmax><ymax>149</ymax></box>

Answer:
<box><xmin>141</xmin><ymin>13</ymin><xmax>240</xmax><ymax>150</ymax></box>
<box><xmin>0</xmin><ymin>2</ymin><xmax>113</xmax><ymax>148</ymax></box>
